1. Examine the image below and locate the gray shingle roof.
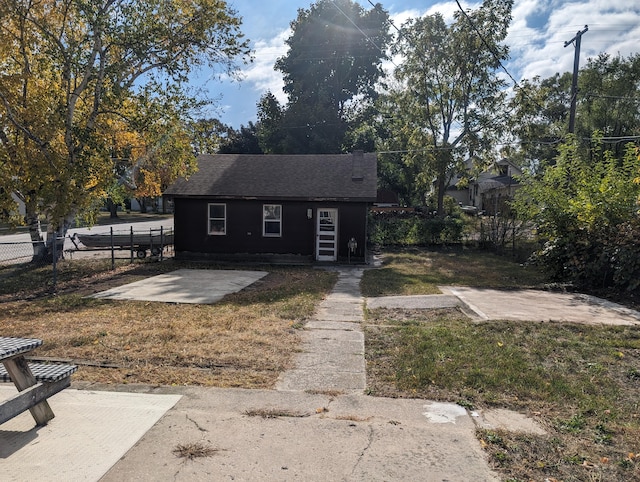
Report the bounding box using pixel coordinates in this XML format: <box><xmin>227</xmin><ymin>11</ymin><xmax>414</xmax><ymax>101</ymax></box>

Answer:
<box><xmin>165</xmin><ymin>153</ymin><xmax>377</xmax><ymax>201</ymax></box>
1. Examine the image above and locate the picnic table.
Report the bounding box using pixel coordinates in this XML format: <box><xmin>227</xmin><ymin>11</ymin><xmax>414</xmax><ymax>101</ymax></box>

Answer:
<box><xmin>0</xmin><ymin>336</ymin><xmax>77</xmax><ymax>426</ymax></box>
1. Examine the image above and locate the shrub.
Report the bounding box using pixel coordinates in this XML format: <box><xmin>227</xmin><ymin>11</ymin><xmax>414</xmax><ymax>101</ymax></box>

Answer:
<box><xmin>368</xmin><ymin>209</ymin><xmax>465</xmax><ymax>247</ymax></box>
<box><xmin>514</xmin><ymin>136</ymin><xmax>640</xmax><ymax>291</ymax></box>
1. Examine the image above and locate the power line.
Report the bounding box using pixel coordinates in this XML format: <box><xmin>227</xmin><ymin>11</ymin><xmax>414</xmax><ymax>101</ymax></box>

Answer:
<box><xmin>454</xmin><ymin>0</ymin><xmax>519</xmax><ymax>88</ymax></box>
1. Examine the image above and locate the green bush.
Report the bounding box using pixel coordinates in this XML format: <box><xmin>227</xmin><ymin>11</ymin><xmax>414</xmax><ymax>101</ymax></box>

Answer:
<box><xmin>514</xmin><ymin>136</ymin><xmax>640</xmax><ymax>292</ymax></box>
<box><xmin>368</xmin><ymin>211</ymin><xmax>465</xmax><ymax>246</ymax></box>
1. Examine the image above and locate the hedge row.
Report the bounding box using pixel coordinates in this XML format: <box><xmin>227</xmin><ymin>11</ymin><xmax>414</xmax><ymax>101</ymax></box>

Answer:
<box><xmin>368</xmin><ymin>212</ymin><xmax>465</xmax><ymax>246</ymax></box>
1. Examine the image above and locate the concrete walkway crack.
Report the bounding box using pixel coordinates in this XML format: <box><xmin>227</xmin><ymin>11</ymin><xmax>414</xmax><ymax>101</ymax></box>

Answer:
<box><xmin>350</xmin><ymin>425</ymin><xmax>375</xmax><ymax>477</ymax></box>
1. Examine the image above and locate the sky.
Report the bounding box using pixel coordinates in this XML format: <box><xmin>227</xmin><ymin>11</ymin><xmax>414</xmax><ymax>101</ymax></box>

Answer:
<box><xmin>200</xmin><ymin>0</ymin><xmax>640</xmax><ymax>128</ymax></box>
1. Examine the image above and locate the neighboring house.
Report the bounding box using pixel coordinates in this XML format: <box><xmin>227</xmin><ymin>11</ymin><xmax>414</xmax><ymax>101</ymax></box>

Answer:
<box><xmin>374</xmin><ymin>189</ymin><xmax>400</xmax><ymax>208</ymax></box>
<box><xmin>163</xmin><ymin>152</ymin><xmax>377</xmax><ymax>263</ymax></box>
<box><xmin>371</xmin><ymin>188</ymin><xmax>414</xmax><ymax>213</ymax></box>
<box><xmin>446</xmin><ymin>159</ymin><xmax>522</xmax><ymax>215</ymax></box>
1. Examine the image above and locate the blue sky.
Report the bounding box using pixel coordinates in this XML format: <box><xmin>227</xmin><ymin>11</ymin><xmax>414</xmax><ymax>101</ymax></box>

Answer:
<box><xmin>202</xmin><ymin>1</ymin><xmax>640</xmax><ymax>128</ymax></box>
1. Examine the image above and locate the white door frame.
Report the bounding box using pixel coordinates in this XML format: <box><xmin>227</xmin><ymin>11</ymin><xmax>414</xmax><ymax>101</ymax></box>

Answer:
<box><xmin>316</xmin><ymin>208</ymin><xmax>338</xmax><ymax>261</ymax></box>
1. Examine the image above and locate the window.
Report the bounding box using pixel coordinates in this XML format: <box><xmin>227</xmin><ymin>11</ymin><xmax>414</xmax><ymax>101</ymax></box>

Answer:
<box><xmin>208</xmin><ymin>203</ymin><xmax>226</xmax><ymax>235</ymax></box>
<box><xmin>263</xmin><ymin>204</ymin><xmax>282</xmax><ymax>237</ymax></box>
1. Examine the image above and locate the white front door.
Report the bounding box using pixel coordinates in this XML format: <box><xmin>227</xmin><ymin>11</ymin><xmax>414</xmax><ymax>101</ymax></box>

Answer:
<box><xmin>316</xmin><ymin>208</ymin><xmax>338</xmax><ymax>261</ymax></box>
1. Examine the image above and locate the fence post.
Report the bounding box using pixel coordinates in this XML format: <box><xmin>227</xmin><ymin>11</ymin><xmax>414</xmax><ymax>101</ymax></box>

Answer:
<box><xmin>160</xmin><ymin>226</ymin><xmax>164</xmax><ymax>261</ymax></box>
<box><xmin>110</xmin><ymin>227</ymin><xmax>115</xmax><ymax>270</ymax></box>
<box><xmin>130</xmin><ymin>227</ymin><xmax>134</xmax><ymax>263</ymax></box>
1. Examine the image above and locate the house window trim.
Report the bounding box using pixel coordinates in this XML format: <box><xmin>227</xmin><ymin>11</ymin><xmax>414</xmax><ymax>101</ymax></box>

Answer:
<box><xmin>208</xmin><ymin>203</ymin><xmax>226</xmax><ymax>236</ymax></box>
<box><xmin>263</xmin><ymin>204</ymin><xmax>282</xmax><ymax>238</ymax></box>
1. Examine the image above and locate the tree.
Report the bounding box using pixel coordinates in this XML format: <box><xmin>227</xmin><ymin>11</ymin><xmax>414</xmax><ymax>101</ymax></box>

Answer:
<box><xmin>262</xmin><ymin>0</ymin><xmax>390</xmax><ymax>154</ymax></box>
<box><xmin>514</xmin><ymin>136</ymin><xmax>640</xmax><ymax>292</ymax></box>
<box><xmin>578</xmin><ymin>54</ymin><xmax>640</xmax><ymax>157</ymax></box>
<box><xmin>374</xmin><ymin>89</ymin><xmax>430</xmax><ymax>206</ymax></box>
<box><xmin>506</xmin><ymin>73</ymin><xmax>572</xmax><ymax>172</ymax></box>
<box><xmin>218</xmin><ymin>122</ymin><xmax>262</xmax><ymax>154</ymax></box>
<box><xmin>381</xmin><ymin>0</ymin><xmax>512</xmax><ymax>214</ymax></box>
<box><xmin>0</xmin><ymin>0</ymin><xmax>250</xmax><ymax>259</ymax></box>
<box><xmin>189</xmin><ymin>118</ymin><xmax>229</xmax><ymax>156</ymax></box>
<box><xmin>256</xmin><ymin>92</ymin><xmax>286</xmax><ymax>154</ymax></box>
<box><xmin>509</xmin><ymin>53</ymin><xmax>640</xmax><ymax>170</ymax></box>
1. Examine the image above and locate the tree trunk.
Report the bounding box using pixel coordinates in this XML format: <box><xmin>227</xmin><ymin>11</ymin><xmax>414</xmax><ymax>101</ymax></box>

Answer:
<box><xmin>25</xmin><ymin>203</ymin><xmax>68</xmax><ymax>263</ymax></box>
<box><xmin>106</xmin><ymin>198</ymin><xmax>119</xmax><ymax>218</ymax></box>
<box><xmin>45</xmin><ymin>223</ymin><xmax>67</xmax><ymax>262</ymax></box>
<box><xmin>25</xmin><ymin>204</ymin><xmax>47</xmax><ymax>263</ymax></box>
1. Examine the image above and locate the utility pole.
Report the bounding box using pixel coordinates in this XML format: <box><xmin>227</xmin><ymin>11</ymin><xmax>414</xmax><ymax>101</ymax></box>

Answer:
<box><xmin>564</xmin><ymin>25</ymin><xmax>588</xmax><ymax>134</ymax></box>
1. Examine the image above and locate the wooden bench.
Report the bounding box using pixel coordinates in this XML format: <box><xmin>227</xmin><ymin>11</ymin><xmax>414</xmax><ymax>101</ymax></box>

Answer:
<box><xmin>0</xmin><ymin>337</ymin><xmax>77</xmax><ymax>426</ymax></box>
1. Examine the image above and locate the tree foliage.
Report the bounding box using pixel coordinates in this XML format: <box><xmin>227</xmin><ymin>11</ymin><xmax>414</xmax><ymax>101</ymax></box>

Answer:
<box><xmin>258</xmin><ymin>0</ymin><xmax>390</xmax><ymax>154</ymax></box>
<box><xmin>506</xmin><ymin>73</ymin><xmax>571</xmax><ymax>171</ymax></box>
<box><xmin>218</xmin><ymin>122</ymin><xmax>262</xmax><ymax>154</ymax></box>
<box><xmin>514</xmin><ymin>136</ymin><xmax>640</xmax><ymax>292</ymax></box>
<box><xmin>379</xmin><ymin>0</ymin><xmax>512</xmax><ymax>213</ymax></box>
<box><xmin>0</xmin><ymin>0</ymin><xmax>250</xmax><ymax>256</ymax></box>
<box><xmin>508</xmin><ymin>53</ymin><xmax>640</xmax><ymax>170</ymax></box>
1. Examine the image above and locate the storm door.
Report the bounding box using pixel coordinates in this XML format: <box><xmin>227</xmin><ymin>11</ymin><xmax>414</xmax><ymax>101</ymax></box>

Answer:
<box><xmin>316</xmin><ymin>208</ymin><xmax>338</xmax><ymax>261</ymax></box>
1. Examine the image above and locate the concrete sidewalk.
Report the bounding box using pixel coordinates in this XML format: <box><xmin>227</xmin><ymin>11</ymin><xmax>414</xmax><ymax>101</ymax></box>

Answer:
<box><xmin>276</xmin><ymin>268</ymin><xmax>366</xmax><ymax>394</ymax></box>
<box><xmin>99</xmin><ymin>385</ymin><xmax>499</xmax><ymax>482</ymax></box>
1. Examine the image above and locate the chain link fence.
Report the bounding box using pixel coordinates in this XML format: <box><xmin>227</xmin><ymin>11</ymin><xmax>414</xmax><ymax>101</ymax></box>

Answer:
<box><xmin>0</xmin><ymin>227</ymin><xmax>174</xmax><ymax>288</ymax></box>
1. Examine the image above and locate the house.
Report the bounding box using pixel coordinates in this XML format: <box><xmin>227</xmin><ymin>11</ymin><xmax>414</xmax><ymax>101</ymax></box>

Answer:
<box><xmin>445</xmin><ymin>159</ymin><xmax>522</xmax><ymax>215</ymax></box>
<box><xmin>163</xmin><ymin>152</ymin><xmax>377</xmax><ymax>263</ymax></box>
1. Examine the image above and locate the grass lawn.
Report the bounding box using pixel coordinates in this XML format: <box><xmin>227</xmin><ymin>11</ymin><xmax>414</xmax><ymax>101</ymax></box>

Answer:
<box><xmin>0</xmin><ymin>259</ymin><xmax>336</xmax><ymax>388</ymax></box>
<box><xmin>363</xmin><ymin>247</ymin><xmax>640</xmax><ymax>481</ymax></box>
<box><xmin>2</xmin><ymin>247</ymin><xmax>640</xmax><ymax>480</ymax></box>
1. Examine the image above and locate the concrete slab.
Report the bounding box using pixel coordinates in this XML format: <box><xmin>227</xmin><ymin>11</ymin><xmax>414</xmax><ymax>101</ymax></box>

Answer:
<box><xmin>472</xmin><ymin>408</ymin><xmax>547</xmax><ymax>435</ymax></box>
<box><xmin>367</xmin><ymin>294</ymin><xmax>461</xmax><ymax>310</ymax></box>
<box><xmin>91</xmin><ymin>269</ymin><xmax>268</xmax><ymax>304</ymax></box>
<box><xmin>445</xmin><ymin>286</ymin><xmax>640</xmax><ymax>325</ymax></box>
<box><xmin>367</xmin><ymin>288</ymin><xmax>640</xmax><ymax>325</ymax></box>
<box><xmin>99</xmin><ymin>387</ymin><xmax>499</xmax><ymax>482</ymax></box>
<box><xmin>0</xmin><ymin>386</ymin><xmax>181</xmax><ymax>481</ymax></box>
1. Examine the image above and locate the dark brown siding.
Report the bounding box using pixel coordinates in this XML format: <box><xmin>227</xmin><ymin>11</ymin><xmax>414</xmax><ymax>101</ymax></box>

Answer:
<box><xmin>173</xmin><ymin>198</ymin><xmax>369</xmax><ymax>260</ymax></box>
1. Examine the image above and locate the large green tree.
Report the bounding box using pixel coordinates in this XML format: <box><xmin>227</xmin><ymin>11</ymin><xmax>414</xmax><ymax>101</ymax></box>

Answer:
<box><xmin>380</xmin><ymin>0</ymin><xmax>512</xmax><ymax>213</ymax></box>
<box><xmin>505</xmin><ymin>73</ymin><xmax>571</xmax><ymax>172</ymax></box>
<box><xmin>0</xmin><ymin>0</ymin><xmax>250</xmax><ymax>259</ymax></box>
<box><xmin>259</xmin><ymin>0</ymin><xmax>390</xmax><ymax>154</ymax></box>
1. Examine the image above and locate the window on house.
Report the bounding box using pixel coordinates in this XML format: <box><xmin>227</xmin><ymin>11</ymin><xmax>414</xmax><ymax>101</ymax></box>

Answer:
<box><xmin>263</xmin><ymin>204</ymin><xmax>282</xmax><ymax>237</ymax></box>
<box><xmin>208</xmin><ymin>203</ymin><xmax>226</xmax><ymax>235</ymax></box>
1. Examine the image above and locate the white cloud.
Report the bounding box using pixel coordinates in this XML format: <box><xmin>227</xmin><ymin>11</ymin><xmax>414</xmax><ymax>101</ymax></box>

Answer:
<box><xmin>240</xmin><ymin>29</ymin><xmax>290</xmax><ymax>106</ymax></box>
<box><xmin>509</xmin><ymin>2</ymin><xmax>640</xmax><ymax>82</ymax></box>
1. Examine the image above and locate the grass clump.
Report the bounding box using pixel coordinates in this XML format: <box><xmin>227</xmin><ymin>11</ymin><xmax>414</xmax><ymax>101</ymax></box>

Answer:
<box><xmin>173</xmin><ymin>442</ymin><xmax>219</xmax><ymax>460</ymax></box>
